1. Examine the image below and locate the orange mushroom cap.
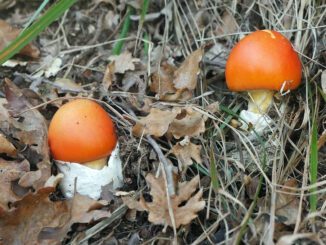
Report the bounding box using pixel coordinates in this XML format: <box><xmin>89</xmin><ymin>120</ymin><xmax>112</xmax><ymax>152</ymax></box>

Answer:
<box><xmin>225</xmin><ymin>30</ymin><xmax>302</xmax><ymax>92</ymax></box>
<box><xmin>48</xmin><ymin>99</ymin><xmax>117</xmax><ymax>163</ymax></box>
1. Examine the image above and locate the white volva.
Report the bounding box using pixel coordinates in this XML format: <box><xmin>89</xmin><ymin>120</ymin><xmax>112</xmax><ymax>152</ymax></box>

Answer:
<box><xmin>56</xmin><ymin>144</ymin><xmax>123</xmax><ymax>199</ymax></box>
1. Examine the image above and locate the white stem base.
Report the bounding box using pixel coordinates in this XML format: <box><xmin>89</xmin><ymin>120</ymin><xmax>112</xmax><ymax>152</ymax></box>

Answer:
<box><xmin>239</xmin><ymin>110</ymin><xmax>272</xmax><ymax>136</ymax></box>
<box><xmin>55</xmin><ymin>144</ymin><xmax>123</xmax><ymax>199</ymax></box>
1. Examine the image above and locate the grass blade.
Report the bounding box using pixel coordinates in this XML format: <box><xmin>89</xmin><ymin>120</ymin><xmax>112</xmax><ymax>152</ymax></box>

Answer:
<box><xmin>0</xmin><ymin>0</ymin><xmax>77</xmax><ymax>65</ymax></box>
<box><xmin>310</xmin><ymin>118</ymin><xmax>318</xmax><ymax>212</ymax></box>
<box><xmin>113</xmin><ymin>6</ymin><xmax>132</xmax><ymax>55</ymax></box>
<box><xmin>209</xmin><ymin>145</ymin><xmax>219</xmax><ymax>192</ymax></box>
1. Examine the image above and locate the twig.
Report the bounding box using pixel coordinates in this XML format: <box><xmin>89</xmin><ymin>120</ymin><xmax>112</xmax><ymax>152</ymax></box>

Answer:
<box><xmin>146</xmin><ymin>135</ymin><xmax>177</xmax><ymax>237</ymax></box>
<box><xmin>146</xmin><ymin>135</ymin><xmax>175</xmax><ymax>196</ymax></box>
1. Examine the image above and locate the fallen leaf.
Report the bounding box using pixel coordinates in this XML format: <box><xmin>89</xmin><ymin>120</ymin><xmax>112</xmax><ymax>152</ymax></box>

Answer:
<box><xmin>102</xmin><ymin>62</ymin><xmax>115</xmax><ymax>90</ymax></box>
<box><xmin>0</xmin><ymin>19</ymin><xmax>40</xmax><ymax>58</ymax></box>
<box><xmin>44</xmin><ymin>57</ymin><xmax>62</xmax><ymax>78</ymax></box>
<box><xmin>173</xmin><ymin>48</ymin><xmax>203</xmax><ymax>91</ymax></box>
<box><xmin>0</xmin><ymin>159</ymin><xmax>30</xmax><ymax>210</ymax></box>
<box><xmin>0</xmin><ymin>187</ymin><xmax>110</xmax><ymax>244</ymax></box>
<box><xmin>124</xmin><ymin>174</ymin><xmax>205</xmax><ymax>228</ymax></box>
<box><xmin>120</xmin><ymin>193</ymin><xmax>145</xmax><ymax>212</ymax></box>
<box><xmin>150</xmin><ymin>48</ymin><xmax>203</xmax><ymax>101</ymax></box>
<box><xmin>44</xmin><ymin>174</ymin><xmax>64</xmax><ymax>188</ymax></box>
<box><xmin>54</xmin><ymin>78</ymin><xmax>82</xmax><ymax>92</ymax></box>
<box><xmin>132</xmin><ymin>107</ymin><xmax>181</xmax><ymax>137</ymax></box>
<box><xmin>18</xmin><ymin>170</ymin><xmax>42</xmax><ymax>188</ymax></box>
<box><xmin>168</xmin><ymin>107</ymin><xmax>206</xmax><ymax>139</ymax></box>
<box><xmin>108</xmin><ymin>52</ymin><xmax>140</xmax><ymax>74</ymax></box>
<box><xmin>1</xmin><ymin>79</ymin><xmax>51</xmax><ymax>190</ymax></box>
<box><xmin>150</xmin><ymin>62</ymin><xmax>177</xmax><ymax>99</ymax></box>
<box><xmin>127</xmin><ymin>94</ymin><xmax>152</xmax><ymax>113</ymax></box>
<box><xmin>171</xmin><ymin>140</ymin><xmax>202</xmax><ymax>170</ymax></box>
<box><xmin>215</xmin><ymin>11</ymin><xmax>239</xmax><ymax>35</ymax></box>
<box><xmin>0</xmin><ymin>133</ymin><xmax>16</xmax><ymax>156</ymax></box>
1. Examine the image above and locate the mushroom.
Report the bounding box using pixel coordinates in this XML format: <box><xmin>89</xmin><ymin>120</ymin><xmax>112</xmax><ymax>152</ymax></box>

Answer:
<box><xmin>48</xmin><ymin>99</ymin><xmax>123</xmax><ymax>199</ymax></box>
<box><xmin>225</xmin><ymin>30</ymin><xmax>302</xmax><ymax>133</ymax></box>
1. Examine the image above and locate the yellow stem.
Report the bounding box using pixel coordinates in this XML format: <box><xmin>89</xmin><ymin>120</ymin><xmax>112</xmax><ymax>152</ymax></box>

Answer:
<box><xmin>83</xmin><ymin>157</ymin><xmax>108</xmax><ymax>170</ymax></box>
<box><xmin>247</xmin><ymin>90</ymin><xmax>274</xmax><ymax>114</ymax></box>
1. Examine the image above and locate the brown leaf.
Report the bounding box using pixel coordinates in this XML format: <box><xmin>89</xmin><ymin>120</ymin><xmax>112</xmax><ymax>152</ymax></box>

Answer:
<box><xmin>18</xmin><ymin>170</ymin><xmax>42</xmax><ymax>188</ymax></box>
<box><xmin>171</xmin><ymin>140</ymin><xmax>202</xmax><ymax>169</ymax></box>
<box><xmin>126</xmin><ymin>174</ymin><xmax>205</xmax><ymax>228</ymax></box>
<box><xmin>0</xmin><ymin>159</ymin><xmax>30</xmax><ymax>210</ymax></box>
<box><xmin>0</xmin><ymin>19</ymin><xmax>40</xmax><ymax>58</ymax></box>
<box><xmin>102</xmin><ymin>62</ymin><xmax>115</xmax><ymax>90</ymax></box>
<box><xmin>0</xmin><ymin>133</ymin><xmax>16</xmax><ymax>156</ymax></box>
<box><xmin>215</xmin><ymin>11</ymin><xmax>239</xmax><ymax>35</ymax></box>
<box><xmin>173</xmin><ymin>48</ymin><xmax>203</xmax><ymax>91</ymax></box>
<box><xmin>150</xmin><ymin>62</ymin><xmax>177</xmax><ymax>99</ymax></box>
<box><xmin>1</xmin><ymin>79</ymin><xmax>51</xmax><ymax>189</ymax></box>
<box><xmin>0</xmin><ymin>187</ymin><xmax>110</xmax><ymax>244</ymax></box>
<box><xmin>132</xmin><ymin>107</ymin><xmax>181</xmax><ymax>137</ymax></box>
<box><xmin>168</xmin><ymin>107</ymin><xmax>206</xmax><ymax>139</ymax></box>
<box><xmin>108</xmin><ymin>52</ymin><xmax>139</xmax><ymax>74</ymax></box>
<box><xmin>150</xmin><ymin>48</ymin><xmax>203</xmax><ymax>101</ymax></box>
<box><xmin>121</xmin><ymin>194</ymin><xmax>145</xmax><ymax>212</ymax></box>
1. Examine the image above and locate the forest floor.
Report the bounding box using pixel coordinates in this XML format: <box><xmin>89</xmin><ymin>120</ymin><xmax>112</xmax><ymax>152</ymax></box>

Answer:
<box><xmin>0</xmin><ymin>0</ymin><xmax>325</xmax><ymax>244</ymax></box>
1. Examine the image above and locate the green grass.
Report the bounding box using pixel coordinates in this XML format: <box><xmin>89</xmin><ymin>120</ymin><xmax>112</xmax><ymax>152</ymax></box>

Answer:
<box><xmin>140</xmin><ymin>0</ymin><xmax>150</xmax><ymax>24</ymax></box>
<box><xmin>209</xmin><ymin>144</ymin><xmax>219</xmax><ymax>192</ymax></box>
<box><xmin>112</xmin><ymin>6</ymin><xmax>132</xmax><ymax>55</ymax></box>
<box><xmin>310</xmin><ymin>109</ymin><xmax>318</xmax><ymax>213</ymax></box>
<box><xmin>308</xmin><ymin>82</ymin><xmax>319</xmax><ymax>213</ymax></box>
<box><xmin>0</xmin><ymin>0</ymin><xmax>76</xmax><ymax>65</ymax></box>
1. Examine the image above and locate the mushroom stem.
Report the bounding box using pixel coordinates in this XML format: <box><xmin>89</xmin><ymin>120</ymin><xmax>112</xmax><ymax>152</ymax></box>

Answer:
<box><xmin>247</xmin><ymin>90</ymin><xmax>274</xmax><ymax>114</ymax></box>
<box><xmin>83</xmin><ymin>157</ymin><xmax>108</xmax><ymax>170</ymax></box>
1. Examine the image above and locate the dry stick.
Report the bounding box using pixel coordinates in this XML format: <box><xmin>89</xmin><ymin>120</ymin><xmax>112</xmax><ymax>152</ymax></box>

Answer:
<box><xmin>146</xmin><ymin>135</ymin><xmax>177</xmax><ymax>236</ymax></box>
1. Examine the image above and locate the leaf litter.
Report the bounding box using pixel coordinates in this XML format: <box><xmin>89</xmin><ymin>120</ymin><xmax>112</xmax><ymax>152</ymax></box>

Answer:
<box><xmin>123</xmin><ymin>174</ymin><xmax>205</xmax><ymax>229</ymax></box>
<box><xmin>0</xmin><ymin>0</ymin><xmax>325</xmax><ymax>244</ymax></box>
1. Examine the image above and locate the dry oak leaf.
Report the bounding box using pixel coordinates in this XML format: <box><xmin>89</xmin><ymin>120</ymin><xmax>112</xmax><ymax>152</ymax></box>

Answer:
<box><xmin>132</xmin><ymin>107</ymin><xmax>181</xmax><ymax>137</ymax></box>
<box><xmin>0</xmin><ymin>133</ymin><xmax>16</xmax><ymax>156</ymax></box>
<box><xmin>150</xmin><ymin>48</ymin><xmax>203</xmax><ymax>101</ymax></box>
<box><xmin>1</xmin><ymin>79</ymin><xmax>51</xmax><ymax>190</ymax></box>
<box><xmin>103</xmin><ymin>52</ymin><xmax>140</xmax><ymax>90</ymax></box>
<box><xmin>0</xmin><ymin>187</ymin><xmax>110</xmax><ymax>244</ymax></box>
<box><xmin>150</xmin><ymin>62</ymin><xmax>178</xmax><ymax>99</ymax></box>
<box><xmin>0</xmin><ymin>159</ymin><xmax>29</xmax><ymax>211</ymax></box>
<box><xmin>124</xmin><ymin>174</ymin><xmax>205</xmax><ymax>228</ymax></box>
<box><xmin>108</xmin><ymin>51</ymin><xmax>140</xmax><ymax>74</ymax></box>
<box><xmin>171</xmin><ymin>140</ymin><xmax>202</xmax><ymax>169</ymax></box>
<box><xmin>173</xmin><ymin>48</ymin><xmax>203</xmax><ymax>91</ymax></box>
<box><xmin>168</xmin><ymin>107</ymin><xmax>206</xmax><ymax>139</ymax></box>
<box><xmin>0</xmin><ymin>19</ymin><xmax>40</xmax><ymax>58</ymax></box>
